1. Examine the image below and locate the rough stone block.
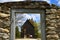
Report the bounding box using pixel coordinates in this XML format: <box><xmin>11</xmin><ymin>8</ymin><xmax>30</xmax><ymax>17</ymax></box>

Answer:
<box><xmin>47</xmin><ymin>27</ymin><xmax>56</xmax><ymax>31</ymax></box>
<box><xmin>51</xmin><ymin>9</ymin><xmax>57</xmax><ymax>13</ymax></box>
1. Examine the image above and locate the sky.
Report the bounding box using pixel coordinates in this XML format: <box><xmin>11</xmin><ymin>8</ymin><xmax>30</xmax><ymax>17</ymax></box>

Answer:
<box><xmin>16</xmin><ymin>13</ymin><xmax>40</xmax><ymax>26</ymax></box>
<box><xmin>0</xmin><ymin>0</ymin><xmax>60</xmax><ymax>6</ymax></box>
<box><xmin>16</xmin><ymin>13</ymin><xmax>40</xmax><ymax>31</ymax></box>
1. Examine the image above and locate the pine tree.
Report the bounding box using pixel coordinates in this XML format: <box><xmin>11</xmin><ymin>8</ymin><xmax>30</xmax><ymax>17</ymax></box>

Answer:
<box><xmin>15</xmin><ymin>26</ymin><xmax>20</xmax><ymax>38</ymax></box>
<box><xmin>29</xmin><ymin>19</ymin><xmax>41</xmax><ymax>38</ymax></box>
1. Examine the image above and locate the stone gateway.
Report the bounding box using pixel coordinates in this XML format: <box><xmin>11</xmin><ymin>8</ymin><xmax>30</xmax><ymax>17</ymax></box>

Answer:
<box><xmin>0</xmin><ymin>1</ymin><xmax>60</xmax><ymax>40</ymax></box>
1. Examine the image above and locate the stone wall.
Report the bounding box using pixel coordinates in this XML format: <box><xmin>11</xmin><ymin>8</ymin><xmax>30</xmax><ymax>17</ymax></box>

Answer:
<box><xmin>0</xmin><ymin>6</ymin><xmax>10</xmax><ymax>40</ymax></box>
<box><xmin>46</xmin><ymin>9</ymin><xmax>60</xmax><ymax>40</ymax></box>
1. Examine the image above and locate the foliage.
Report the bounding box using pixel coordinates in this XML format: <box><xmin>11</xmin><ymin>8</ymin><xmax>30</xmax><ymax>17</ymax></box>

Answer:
<box><xmin>34</xmin><ymin>22</ymin><xmax>41</xmax><ymax>38</ymax></box>
<box><xmin>29</xmin><ymin>19</ymin><xmax>41</xmax><ymax>38</ymax></box>
<box><xmin>15</xmin><ymin>26</ymin><xmax>21</xmax><ymax>38</ymax></box>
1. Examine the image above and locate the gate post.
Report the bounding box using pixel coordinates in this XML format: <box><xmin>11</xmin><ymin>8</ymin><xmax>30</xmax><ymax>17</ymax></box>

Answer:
<box><xmin>10</xmin><ymin>10</ymin><xmax>15</xmax><ymax>40</ymax></box>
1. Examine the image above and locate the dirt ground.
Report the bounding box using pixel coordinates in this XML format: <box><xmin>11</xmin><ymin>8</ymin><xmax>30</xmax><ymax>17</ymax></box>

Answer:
<box><xmin>15</xmin><ymin>38</ymin><xmax>41</xmax><ymax>40</ymax></box>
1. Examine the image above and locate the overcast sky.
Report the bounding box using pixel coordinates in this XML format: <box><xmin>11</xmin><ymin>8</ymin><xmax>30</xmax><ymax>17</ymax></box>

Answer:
<box><xmin>0</xmin><ymin>0</ymin><xmax>60</xmax><ymax>6</ymax></box>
